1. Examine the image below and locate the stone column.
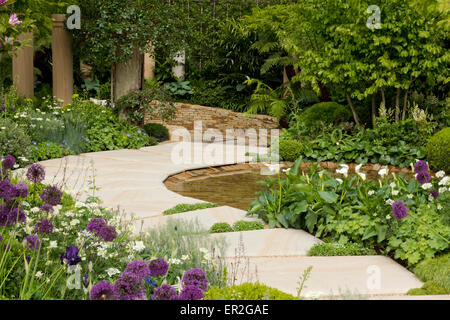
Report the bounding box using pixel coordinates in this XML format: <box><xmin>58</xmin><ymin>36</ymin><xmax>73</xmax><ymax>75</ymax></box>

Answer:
<box><xmin>52</xmin><ymin>14</ymin><xmax>73</xmax><ymax>105</ymax></box>
<box><xmin>143</xmin><ymin>43</ymin><xmax>155</xmax><ymax>82</ymax></box>
<box><xmin>12</xmin><ymin>32</ymin><xmax>34</xmax><ymax>98</ymax></box>
<box><xmin>111</xmin><ymin>46</ymin><xmax>143</xmax><ymax>103</ymax></box>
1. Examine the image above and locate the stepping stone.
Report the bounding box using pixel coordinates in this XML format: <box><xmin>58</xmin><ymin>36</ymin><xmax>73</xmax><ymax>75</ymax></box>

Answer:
<box><xmin>212</xmin><ymin>229</ymin><xmax>322</xmax><ymax>258</ymax></box>
<box><xmin>228</xmin><ymin>256</ymin><xmax>423</xmax><ymax>297</ymax></box>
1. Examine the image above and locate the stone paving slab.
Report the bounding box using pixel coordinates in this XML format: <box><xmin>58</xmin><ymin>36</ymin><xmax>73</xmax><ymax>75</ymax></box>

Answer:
<box><xmin>229</xmin><ymin>256</ymin><xmax>423</xmax><ymax>297</ymax></box>
<box><xmin>213</xmin><ymin>229</ymin><xmax>322</xmax><ymax>258</ymax></box>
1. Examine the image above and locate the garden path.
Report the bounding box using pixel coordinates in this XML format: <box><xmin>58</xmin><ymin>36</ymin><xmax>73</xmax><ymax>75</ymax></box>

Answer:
<box><xmin>34</xmin><ymin>142</ymin><xmax>448</xmax><ymax>300</ymax></box>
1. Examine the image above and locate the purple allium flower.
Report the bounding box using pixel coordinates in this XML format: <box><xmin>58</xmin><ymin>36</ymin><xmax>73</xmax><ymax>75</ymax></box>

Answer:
<box><xmin>60</xmin><ymin>246</ymin><xmax>82</xmax><ymax>265</ymax></box>
<box><xmin>2</xmin><ymin>155</ymin><xmax>15</xmax><ymax>170</ymax></box>
<box><xmin>34</xmin><ymin>218</ymin><xmax>54</xmax><ymax>234</ymax></box>
<box><xmin>25</xmin><ymin>235</ymin><xmax>40</xmax><ymax>251</ymax></box>
<box><xmin>148</xmin><ymin>258</ymin><xmax>169</xmax><ymax>276</ymax></box>
<box><xmin>40</xmin><ymin>185</ymin><xmax>63</xmax><ymax>206</ymax></box>
<box><xmin>391</xmin><ymin>200</ymin><xmax>409</xmax><ymax>220</ymax></box>
<box><xmin>414</xmin><ymin>160</ymin><xmax>429</xmax><ymax>175</ymax></box>
<box><xmin>429</xmin><ymin>189</ymin><xmax>439</xmax><ymax>199</ymax></box>
<box><xmin>0</xmin><ymin>180</ymin><xmax>16</xmax><ymax>200</ymax></box>
<box><xmin>26</xmin><ymin>164</ymin><xmax>45</xmax><ymax>183</ymax></box>
<box><xmin>416</xmin><ymin>172</ymin><xmax>431</xmax><ymax>184</ymax></box>
<box><xmin>86</xmin><ymin>217</ymin><xmax>107</xmax><ymax>234</ymax></box>
<box><xmin>124</xmin><ymin>260</ymin><xmax>150</xmax><ymax>280</ymax></box>
<box><xmin>182</xmin><ymin>267</ymin><xmax>209</xmax><ymax>291</ymax></box>
<box><xmin>113</xmin><ymin>272</ymin><xmax>146</xmax><ymax>300</ymax></box>
<box><xmin>0</xmin><ymin>204</ymin><xmax>8</xmax><ymax>226</ymax></box>
<box><xmin>39</xmin><ymin>203</ymin><xmax>54</xmax><ymax>214</ymax></box>
<box><xmin>90</xmin><ymin>281</ymin><xmax>114</xmax><ymax>300</ymax></box>
<box><xmin>98</xmin><ymin>225</ymin><xmax>117</xmax><ymax>242</ymax></box>
<box><xmin>15</xmin><ymin>182</ymin><xmax>28</xmax><ymax>198</ymax></box>
<box><xmin>152</xmin><ymin>284</ymin><xmax>178</xmax><ymax>300</ymax></box>
<box><xmin>178</xmin><ymin>285</ymin><xmax>204</xmax><ymax>300</ymax></box>
<box><xmin>7</xmin><ymin>207</ymin><xmax>26</xmax><ymax>225</ymax></box>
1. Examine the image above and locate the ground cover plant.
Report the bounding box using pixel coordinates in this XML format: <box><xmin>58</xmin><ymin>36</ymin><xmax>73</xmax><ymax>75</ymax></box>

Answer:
<box><xmin>247</xmin><ymin>158</ymin><xmax>450</xmax><ymax>267</ymax></box>
<box><xmin>209</xmin><ymin>220</ymin><xmax>265</xmax><ymax>234</ymax></box>
<box><xmin>163</xmin><ymin>203</ymin><xmax>218</xmax><ymax>216</ymax></box>
<box><xmin>307</xmin><ymin>242</ymin><xmax>377</xmax><ymax>256</ymax></box>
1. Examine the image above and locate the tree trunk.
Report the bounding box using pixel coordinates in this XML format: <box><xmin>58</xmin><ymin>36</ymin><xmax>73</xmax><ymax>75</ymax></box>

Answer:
<box><xmin>346</xmin><ymin>92</ymin><xmax>362</xmax><ymax>126</ymax></box>
<box><xmin>371</xmin><ymin>92</ymin><xmax>377</xmax><ymax>128</ymax></box>
<box><xmin>111</xmin><ymin>46</ymin><xmax>143</xmax><ymax>103</ymax></box>
<box><xmin>381</xmin><ymin>88</ymin><xmax>386</xmax><ymax>109</ymax></box>
<box><xmin>318</xmin><ymin>82</ymin><xmax>331</xmax><ymax>102</ymax></box>
<box><xmin>401</xmin><ymin>76</ymin><xmax>413</xmax><ymax>121</ymax></box>
<box><xmin>394</xmin><ymin>87</ymin><xmax>401</xmax><ymax>122</ymax></box>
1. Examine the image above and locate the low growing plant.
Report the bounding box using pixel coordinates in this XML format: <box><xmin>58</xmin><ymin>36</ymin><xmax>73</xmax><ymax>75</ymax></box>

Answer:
<box><xmin>163</xmin><ymin>203</ymin><xmax>218</xmax><ymax>216</ymax></box>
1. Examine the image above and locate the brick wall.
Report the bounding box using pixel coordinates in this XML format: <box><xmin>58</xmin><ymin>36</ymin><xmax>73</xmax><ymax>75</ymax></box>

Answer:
<box><xmin>144</xmin><ymin>101</ymin><xmax>279</xmax><ymax>142</ymax></box>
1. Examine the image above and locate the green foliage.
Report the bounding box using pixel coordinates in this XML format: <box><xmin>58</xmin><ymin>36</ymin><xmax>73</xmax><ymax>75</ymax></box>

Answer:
<box><xmin>31</xmin><ymin>141</ymin><xmax>73</xmax><ymax>162</ymax></box>
<box><xmin>164</xmin><ymin>81</ymin><xmax>193</xmax><ymax>97</ymax></box>
<box><xmin>247</xmin><ymin>157</ymin><xmax>450</xmax><ymax>267</ymax></box>
<box><xmin>0</xmin><ymin>118</ymin><xmax>32</xmax><ymax>166</ymax></box>
<box><xmin>209</xmin><ymin>223</ymin><xmax>233</xmax><ymax>234</ymax></box>
<box><xmin>307</xmin><ymin>242</ymin><xmax>376</xmax><ymax>256</ymax></box>
<box><xmin>114</xmin><ymin>88</ymin><xmax>175</xmax><ymax>126</ymax></box>
<box><xmin>143</xmin><ymin>123</ymin><xmax>170</xmax><ymax>142</ymax></box>
<box><xmin>278</xmin><ymin>139</ymin><xmax>304</xmax><ymax>162</ymax></box>
<box><xmin>427</xmin><ymin>127</ymin><xmax>450</xmax><ymax>172</ymax></box>
<box><xmin>163</xmin><ymin>203</ymin><xmax>218</xmax><ymax>216</ymax></box>
<box><xmin>414</xmin><ymin>253</ymin><xmax>450</xmax><ymax>292</ymax></box>
<box><xmin>72</xmin><ymin>0</ymin><xmax>187</xmax><ymax>69</ymax></box>
<box><xmin>204</xmin><ymin>282</ymin><xmax>299</xmax><ymax>300</ymax></box>
<box><xmin>407</xmin><ymin>281</ymin><xmax>448</xmax><ymax>295</ymax></box>
<box><xmin>232</xmin><ymin>220</ymin><xmax>264</xmax><ymax>232</ymax></box>
<box><xmin>301</xmin><ymin>102</ymin><xmax>352</xmax><ymax>127</ymax></box>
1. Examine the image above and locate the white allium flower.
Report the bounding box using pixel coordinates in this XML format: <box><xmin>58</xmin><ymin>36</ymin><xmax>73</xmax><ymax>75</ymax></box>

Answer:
<box><xmin>392</xmin><ymin>190</ymin><xmax>399</xmax><ymax>196</ymax></box>
<box><xmin>438</xmin><ymin>187</ymin><xmax>447</xmax><ymax>194</ymax></box>
<box><xmin>386</xmin><ymin>215</ymin><xmax>392</xmax><ymax>220</ymax></box>
<box><xmin>438</xmin><ymin>176</ymin><xmax>450</xmax><ymax>186</ymax></box>
<box><xmin>436</xmin><ymin>171</ymin><xmax>445</xmax><ymax>178</ymax></box>
<box><xmin>106</xmin><ymin>268</ymin><xmax>121</xmax><ymax>277</ymax></box>
<box><xmin>421</xmin><ymin>183</ymin><xmax>432</xmax><ymax>190</ymax></box>
<box><xmin>70</xmin><ymin>219</ymin><xmax>80</xmax><ymax>226</ymax></box>
<box><xmin>368</xmin><ymin>190</ymin><xmax>375</xmax><ymax>196</ymax></box>
<box><xmin>390</xmin><ymin>182</ymin><xmax>396</xmax><ymax>188</ymax></box>
<box><xmin>385</xmin><ymin>199</ymin><xmax>394</xmax><ymax>205</ymax></box>
<box><xmin>49</xmin><ymin>241</ymin><xmax>58</xmax><ymax>249</ymax></box>
<box><xmin>30</xmin><ymin>207</ymin><xmax>40</xmax><ymax>213</ymax></box>
<box><xmin>437</xmin><ymin>204</ymin><xmax>443</xmax><ymax>210</ymax></box>
<box><xmin>407</xmin><ymin>194</ymin><xmax>414</xmax><ymax>199</ymax></box>
<box><xmin>132</xmin><ymin>241</ymin><xmax>145</xmax><ymax>252</ymax></box>
<box><xmin>35</xmin><ymin>271</ymin><xmax>43</xmax><ymax>279</ymax></box>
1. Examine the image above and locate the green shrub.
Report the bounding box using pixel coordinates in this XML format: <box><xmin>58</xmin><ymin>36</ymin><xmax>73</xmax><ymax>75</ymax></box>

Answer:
<box><xmin>301</xmin><ymin>102</ymin><xmax>352</xmax><ymax>126</ymax></box>
<box><xmin>114</xmin><ymin>88</ymin><xmax>176</xmax><ymax>126</ymax></box>
<box><xmin>427</xmin><ymin>127</ymin><xmax>450</xmax><ymax>172</ymax></box>
<box><xmin>205</xmin><ymin>282</ymin><xmax>299</xmax><ymax>300</ymax></box>
<box><xmin>163</xmin><ymin>203</ymin><xmax>218</xmax><ymax>215</ymax></box>
<box><xmin>0</xmin><ymin>118</ymin><xmax>32</xmax><ymax>166</ymax></box>
<box><xmin>31</xmin><ymin>141</ymin><xmax>74</xmax><ymax>162</ymax></box>
<box><xmin>144</xmin><ymin>123</ymin><xmax>170</xmax><ymax>142</ymax></box>
<box><xmin>307</xmin><ymin>242</ymin><xmax>377</xmax><ymax>256</ymax></box>
<box><xmin>278</xmin><ymin>139</ymin><xmax>304</xmax><ymax>161</ymax></box>
<box><xmin>407</xmin><ymin>281</ymin><xmax>448</xmax><ymax>295</ymax></box>
<box><xmin>414</xmin><ymin>253</ymin><xmax>450</xmax><ymax>292</ymax></box>
<box><xmin>209</xmin><ymin>223</ymin><xmax>233</xmax><ymax>234</ymax></box>
<box><xmin>232</xmin><ymin>220</ymin><xmax>264</xmax><ymax>232</ymax></box>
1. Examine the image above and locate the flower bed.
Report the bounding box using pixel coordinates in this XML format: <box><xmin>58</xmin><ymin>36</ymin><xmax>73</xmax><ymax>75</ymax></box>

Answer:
<box><xmin>0</xmin><ymin>155</ymin><xmax>226</xmax><ymax>300</ymax></box>
<box><xmin>247</xmin><ymin>159</ymin><xmax>449</xmax><ymax>267</ymax></box>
